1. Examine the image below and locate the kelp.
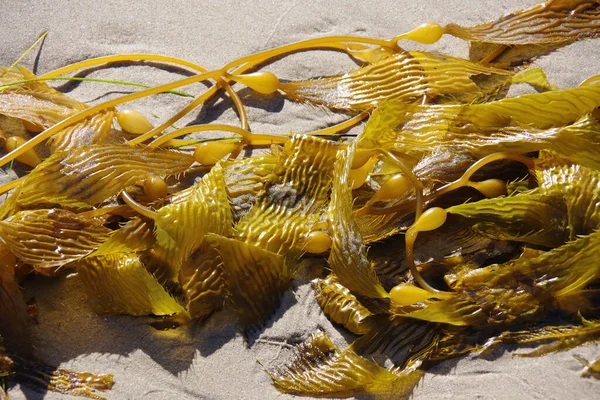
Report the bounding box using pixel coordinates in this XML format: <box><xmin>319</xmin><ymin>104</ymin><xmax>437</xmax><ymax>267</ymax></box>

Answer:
<box><xmin>76</xmin><ymin>253</ymin><xmax>184</xmax><ymax>316</ymax></box>
<box><xmin>1</xmin><ymin>1</ymin><xmax>600</xmax><ymax>398</ymax></box>
<box><xmin>280</xmin><ymin>50</ymin><xmax>514</xmax><ymax>111</ymax></box>
<box><xmin>268</xmin><ymin>331</ymin><xmax>423</xmax><ymax>398</ymax></box>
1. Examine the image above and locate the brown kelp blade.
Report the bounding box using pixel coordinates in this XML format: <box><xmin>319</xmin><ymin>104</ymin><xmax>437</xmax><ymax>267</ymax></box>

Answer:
<box><xmin>0</xmin><ymin>144</ymin><xmax>193</xmax><ymax>216</ymax></box>
<box><xmin>0</xmin><ymin>209</ymin><xmax>111</xmax><ymax>270</ymax></box>
<box><xmin>207</xmin><ymin>234</ymin><xmax>291</xmax><ymax>332</ymax></box>
<box><xmin>76</xmin><ymin>253</ymin><xmax>184</xmax><ymax>316</ymax></box>
<box><xmin>268</xmin><ymin>331</ymin><xmax>423</xmax><ymax>398</ymax></box>
<box><xmin>280</xmin><ymin>50</ymin><xmax>513</xmax><ymax>112</ymax></box>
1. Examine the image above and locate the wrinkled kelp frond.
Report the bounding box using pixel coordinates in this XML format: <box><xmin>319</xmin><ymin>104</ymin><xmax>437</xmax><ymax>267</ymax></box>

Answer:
<box><xmin>280</xmin><ymin>50</ymin><xmax>513</xmax><ymax>111</ymax></box>
<box><xmin>0</xmin><ymin>144</ymin><xmax>193</xmax><ymax>215</ymax></box>
<box><xmin>269</xmin><ymin>331</ymin><xmax>423</xmax><ymax>398</ymax></box>
<box><xmin>327</xmin><ymin>144</ymin><xmax>388</xmax><ymax>298</ymax></box>
<box><xmin>76</xmin><ymin>253</ymin><xmax>184</xmax><ymax>316</ymax></box>
<box><xmin>312</xmin><ymin>275</ymin><xmax>374</xmax><ymax>335</ymax></box>
<box><xmin>207</xmin><ymin>234</ymin><xmax>291</xmax><ymax>332</ymax></box>
<box><xmin>154</xmin><ymin>164</ymin><xmax>232</xmax><ymax>276</ymax></box>
<box><xmin>447</xmin><ymin>0</ymin><xmax>600</xmax><ymax>45</ymax></box>
<box><xmin>0</xmin><ymin>209</ymin><xmax>111</xmax><ymax>269</ymax></box>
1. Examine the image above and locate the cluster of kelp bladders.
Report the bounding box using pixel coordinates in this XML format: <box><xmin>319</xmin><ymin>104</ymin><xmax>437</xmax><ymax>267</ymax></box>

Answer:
<box><xmin>1</xmin><ymin>0</ymin><xmax>600</xmax><ymax>398</ymax></box>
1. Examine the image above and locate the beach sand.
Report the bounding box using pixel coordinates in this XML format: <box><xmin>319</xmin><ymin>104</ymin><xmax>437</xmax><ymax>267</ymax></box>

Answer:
<box><xmin>2</xmin><ymin>0</ymin><xmax>599</xmax><ymax>398</ymax></box>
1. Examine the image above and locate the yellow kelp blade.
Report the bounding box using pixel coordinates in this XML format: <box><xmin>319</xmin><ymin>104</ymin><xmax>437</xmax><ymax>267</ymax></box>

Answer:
<box><xmin>0</xmin><ymin>209</ymin><xmax>111</xmax><ymax>270</ymax></box>
<box><xmin>327</xmin><ymin>144</ymin><xmax>389</xmax><ymax>299</ymax></box>
<box><xmin>0</xmin><ymin>66</ymin><xmax>115</xmax><ymax>151</ymax></box>
<box><xmin>280</xmin><ymin>49</ymin><xmax>513</xmax><ymax>112</ymax></box>
<box><xmin>362</xmin><ymin>79</ymin><xmax>600</xmax><ymax>159</ymax></box>
<box><xmin>0</xmin><ymin>144</ymin><xmax>193</xmax><ymax>217</ymax></box>
<box><xmin>268</xmin><ymin>331</ymin><xmax>423</xmax><ymax>398</ymax></box>
<box><xmin>91</xmin><ymin>217</ymin><xmax>155</xmax><ymax>257</ymax></box>
<box><xmin>221</xmin><ymin>154</ymin><xmax>277</xmax><ymax>222</ymax></box>
<box><xmin>312</xmin><ymin>275</ymin><xmax>374</xmax><ymax>335</ymax></box>
<box><xmin>179</xmin><ymin>247</ymin><xmax>226</xmax><ymax>320</ymax></box>
<box><xmin>446</xmin><ymin>0</ymin><xmax>600</xmax><ymax>45</ymax></box>
<box><xmin>206</xmin><ymin>234</ymin><xmax>291</xmax><ymax>332</ymax></box>
<box><xmin>493</xmin><ymin>319</ymin><xmax>600</xmax><ymax>357</ymax></box>
<box><xmin>0</xmin><ymin>245</ymin><xmax>30</xmax><ymax>355</ymax></box>
<box><xmin>537</xmin><ymin>160</ymin><xmax>600</xmax><ymax>236</ymax></box>
<box><xmin>447</xmin><ymin>193</ymin><xmax>570</xmax><ymax>248</ymax></box>
<box><xmin>235</xmin><ymin>134</ymin><xmax>339</xmax><ymax>255</ymax></box>
<box><xmin>76</xmin><ymin>253</ymin><xmax>184</xmax><ymax>316</ymax></box>
<box><xmin>154</xmin><ymin>163</ymin><xmax>232</xmax><ymax>276</ymax></box>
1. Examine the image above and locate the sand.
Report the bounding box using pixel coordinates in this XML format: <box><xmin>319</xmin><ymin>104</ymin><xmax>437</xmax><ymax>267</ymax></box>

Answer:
<box><xmin>1</xmin><ymin>0</ymin><xmax>599</xmax><ymax>399</ymax></box>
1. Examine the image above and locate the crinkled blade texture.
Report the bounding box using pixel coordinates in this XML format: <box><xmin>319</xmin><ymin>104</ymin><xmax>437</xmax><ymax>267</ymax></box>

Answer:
<box><xmin>179</xmin><ymin>247</ymin><xmax>226</xmax><ymax>319</ymax></box>
<box><xmin>0</xmin><ymin>66</ymin><xmax>115</xmax><ymax>150</ymax></box>
<box><xmin>352</xmin><ymin>315</ymin><xmax>440</xmax><ymax>373</ymax></box>
<box><xmin>280</xmin><ymin>50</ymin><xmax>513</xmax><ymax>112</ymax></box>
<box><xmin>235</xmin><ymin>134</ymin><xmax>339</xmax><ymax>255</ymax></box>
<box><xmin>447</xmin><ymin>193</ymin><xmax>570</xmax><ymax>248</ymax></box>
<box><xmin>312</xmin><ymin>275</ymin><xmax>374</xmax><ymax>335</ymax></box>
<box><xmin>155</xmin><ymin>164</ymin><xmax>232</xmax><ymax>276</ymax></box>
<box><xmin>92</xmin><ymin>217</ymin><xmax>155</xmax><ymax>257</ymax></box>
<box><xmin>76</xmin><ymin>253</ymin><xmax>184</xmax><ymax>316</ymax></box>
<box><xmin>446</xmin><ymin>0</ymin><xmax>600</xmax><ymax>45</ymax></box>
<box><xmin>327</xmin><ymin>144</ymin><xmax>389</xmax><ymax>299</ymax></box>
<box><xmin>269</xmin><ymin>331</ymin><xmax>423</xmax><ymax>398</ymax></box>
<box><xmin>0</xmin><ymin>209</ymin><xmax>111</xmax><ymax>269</ymax></box>
<box><xmin>372</xmin><ymin>82</ymin><xmax>600</xmax><ymax>159</ymax></box>
<box><xmin>221</xmin><ymin>154</ymin><xmax>277</xmax><ymax>222</ymax></box>
<box><xmin>207</xmin><ymin>234</ymin><xmax>289</xmax><ymax>332</ymax></box>
<box><xmin>0</xmin><ymin>144</ymin><xmax>193</xmax><ymax>216</ymax></box>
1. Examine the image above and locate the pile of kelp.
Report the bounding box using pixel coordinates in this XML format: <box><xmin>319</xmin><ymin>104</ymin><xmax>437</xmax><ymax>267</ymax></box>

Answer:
<box><xmin>1</xmin><ymin>0</ymin><xmax>600</xmax><ymax>398</ymax></box>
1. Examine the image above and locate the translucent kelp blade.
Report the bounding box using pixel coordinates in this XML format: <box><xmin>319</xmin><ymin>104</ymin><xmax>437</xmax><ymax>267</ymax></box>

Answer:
<box><xmin>0</xmin><ymin>245</ymin><xmax>30</xmax><ymax>355</ymax></box>
<box><xmin>76</xmin><ymin>253</ymin><xmax>184</xmax><ymax>316</ymax></box>
<box><xmin>91</xmin><ymin>217</ymin><xmax>155</xmax><ymax>257</ymax></box>
<box><xmin>207</xmin><ymin>234</ymin><xmax>291</xmax><ymax>332</ymax></box>
<box><xmin>0</xmin><ymin>66</ymin><xmax>115</xmax><ymax>151</ymax></box>
<box><xmin>312</xmin><ymin>275</ymin><xmax>374</xmax><ymax>335</ymax></box>
<box><xmin>400</xmin><ymin>296</ymin><xmax>486</xmax><ymax>327</ymax></box>
<box><xmin>235</xmin><ymin>134</ymin><xmax>339</xmax><ymax>255</ymax></box>
<box><xmin>155</xmin><ymin>164</ymin><xmax>232</xmax><ymax>276</ymax></box>
<box><xmin>268</xmin><ymin>331</ymin><xmax>423</xmax><ymax>398</ymax></box>
<box><xmin>0</xmin><ymin>209</ymin><xmax>111</xmax><ymax>269</ymax></box>
<box><xmin>365</xmin><ymin>80</ymin><xmax>600</xmax><ymax>159</ymax></box>
<box><xmin>496</xmin><ymin>319</ymin><xmax>600</xmax><ymax>357</ymax></box>
<box><xmin>447</xmin><ymin>193</ymin><xmax>570</xmax><ymax>248</ymax></box>
<box><xmin>537</xmin><ymin>161</ymin><xmax>600</xmax><ymax>236</ymax></box>
<box><xmin>221</xmin><ymin>154</ymin><xmax>277</xmax><ymax>222</ymax></box>
<box><xmin>280</xmin><ymin>50</ymin><xmax>512</xmax><ymax>112</ymax></box>
<box><xmin>351</xmin><ymin>315</ymin><xmax>439</xmax><ymax>373</ymax></box>
<box><xmin>0</xmin><ymin>144</ymin><xmax>193</xmax><ymax>216</ymax></box>
<box><xmin>327</xmin><ymin>144</ymin><xmax>388</xmax><ymax>299</ymax></box>
<box><xmin>446</xmin><ymin>0</ymin><xmax>600</xmax><ymax>45</ymax></box>
<box><xmin>179</xmin><ymin>247</ymin><xmax>226</xmax><ymax>319</ymax></box>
